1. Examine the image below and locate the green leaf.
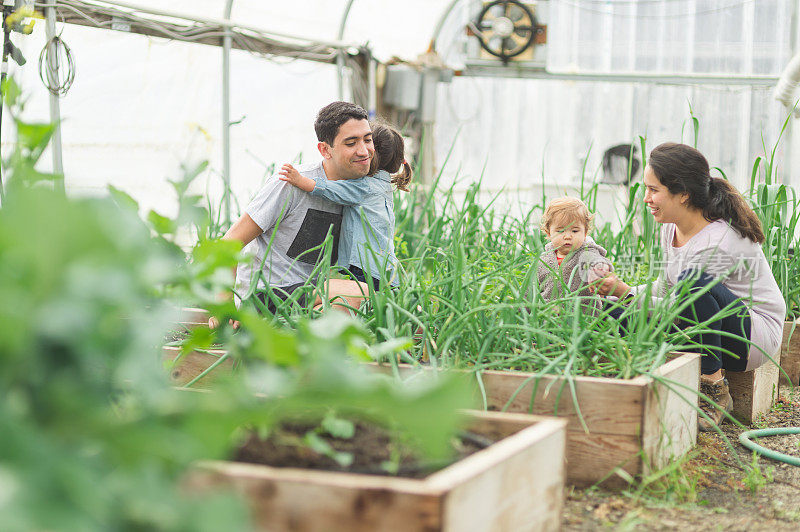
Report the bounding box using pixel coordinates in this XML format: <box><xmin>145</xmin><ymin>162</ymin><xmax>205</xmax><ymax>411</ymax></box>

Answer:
<box><xmin>147</xmin><ymin>210</ymin><xmax>175</xmax><ymax>235</ymax></box>
<box><xmin>321</xmin><ymin>412</ymin><xmax>355</xmax><ymax>439</ymax></box>
<box><xmin>1</xmin><ymin>77</ymin><xmax>21</xmax><ymax>108</ymax></box>
<box><xmin>108</xmin><ymin>185</ymin><xmax>140</xmax><ymax>212</ymax></box>
<box><xmin>190</xmin><ymin>239</ymin><xmax>241</xmax><ymax>280</ymax></box>
<box><xmin>237</xmin><ymin>313</ymin><xmax>300</xmax><ymax>366</ymax></box>
<box><xmin>304</xmin><ymin>431</ymin><xmax>353</xmax><ymax>467</ymax></box>
<box><xmin>367</xmin><ymin>337</ymin><xmax>413</xmax><ymax>362</ymax></box>
<box><xmin>15</xmin><ymin>120</ymin><xmax>55</xmax><ymax>152</ymax></box>
<box><xmin>306</xmin><ymin>312</ymin><xmax>369</xmax><ymax>343</ymax></box>
<box><xmin>181</xmin><ymin>326</ymin><xmax>215</xmax><ymax>354</ymax></box>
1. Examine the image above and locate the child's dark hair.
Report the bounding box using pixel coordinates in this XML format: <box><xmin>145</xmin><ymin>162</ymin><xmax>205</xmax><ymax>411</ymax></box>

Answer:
<box><xmin>368</xmin><ymin>122</ymin><xmax>412</xmax><ymax>191</ymax></box>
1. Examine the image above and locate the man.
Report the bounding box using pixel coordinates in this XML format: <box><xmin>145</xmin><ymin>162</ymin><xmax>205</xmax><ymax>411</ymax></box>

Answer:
<box><xmin>215</xmin><ymin>101</ymin><xmax>373</xmax><ymax>325</ymax></box>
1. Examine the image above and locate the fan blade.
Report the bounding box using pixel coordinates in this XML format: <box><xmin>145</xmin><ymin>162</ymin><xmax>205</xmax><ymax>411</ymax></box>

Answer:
<box><xmin>507</xmin><ymin>5</ymin><xmax>524</xmax><ymax>22</ymax></box>
<box><xmin>509</xmin><ymin>33</ymin><xmax>529</xmax><ymax>48</ymax></box>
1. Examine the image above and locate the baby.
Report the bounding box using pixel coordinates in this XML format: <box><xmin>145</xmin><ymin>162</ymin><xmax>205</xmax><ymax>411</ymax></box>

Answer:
<box><xmin>537</xmin><ymin>197</ymin><xmax>612</xmax><ymax>315</ymax></box>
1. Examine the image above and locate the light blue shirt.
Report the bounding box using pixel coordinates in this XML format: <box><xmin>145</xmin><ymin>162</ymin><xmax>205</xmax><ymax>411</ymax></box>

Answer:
<box><xmin>310</xmin><ymin>170</ymin><xmax>398</xmax><ymax>285</ymax></box>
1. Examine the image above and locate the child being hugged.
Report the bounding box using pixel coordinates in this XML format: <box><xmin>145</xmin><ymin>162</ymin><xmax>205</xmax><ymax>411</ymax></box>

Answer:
<box><xmin>279</xmin><ymin>122</ymin><xmax>412</xmax><ymax>291</ymax></box>
<box><xmin>537</xmin><ymin>197</ymin><xmax>613</xmax><ymax>315</ymax></box>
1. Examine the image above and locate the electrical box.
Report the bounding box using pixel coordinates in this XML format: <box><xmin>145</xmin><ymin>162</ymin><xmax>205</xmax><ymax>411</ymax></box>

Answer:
<box><xmin>382</xmin><ymin>64</ymin><xmax>422</xmax><ymax>111</ymax></box>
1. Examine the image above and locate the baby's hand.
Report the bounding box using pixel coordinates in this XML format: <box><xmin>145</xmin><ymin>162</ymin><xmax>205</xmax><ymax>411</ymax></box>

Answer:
<box><xmin>588</xmin><ymin>262</ymin><xmax>611</xmax><ymax>282</ymax></box>
<box><xmin>590</xmin><ymin>272</ymin><xmax>631</xmax><ymax>298</ymax></box>
<box><xmin>278</xmin><ymin>163</ymin><xmax>302</xmax><ymax>183</ymax></box>
<box><xmin>278</xmin><ymin>163</ymin><xmax>315</xmax><ymax>192</ymax></box>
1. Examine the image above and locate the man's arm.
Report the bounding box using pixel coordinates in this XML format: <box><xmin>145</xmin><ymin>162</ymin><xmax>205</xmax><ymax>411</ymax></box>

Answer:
<box><xmin>209</xmin><ymin>213</ymin><xmax>264</xmax><ymax>329</ymax></box>
<box><xmin>209</xmin><ymin>179</ymin><xmax>295</xmax><ymax>329</ymax></box>
<box><xmin>222</xmin><ymin>212</ymin><xmax>263</xmax><ymax>247</ymax></box>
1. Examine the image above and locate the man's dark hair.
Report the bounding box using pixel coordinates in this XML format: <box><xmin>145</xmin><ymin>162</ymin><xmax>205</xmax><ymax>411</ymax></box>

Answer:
<box><xmin>314</xmin><ymin>101</ymin><xmax>369</xmax><ymax>145</ymax></box>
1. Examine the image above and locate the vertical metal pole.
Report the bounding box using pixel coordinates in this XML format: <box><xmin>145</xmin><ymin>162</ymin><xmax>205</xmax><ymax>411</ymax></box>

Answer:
<box><xmin>367</xmin><ymin>53</ymin><xmax>376</xmax><ymax>119</ymax></box>
<box><xmin>221</xmin><ymin>0</ymin><xmax>233</xmax><ymax>226</ymax></box>
<box><xmin>788</xmin><ymin>0</ymin><xmax>800</xmax><ymax>194</ymax></box>
<box><xmin>45</xmin><ymin>5</ymin><xmax>64</xmax><ymax>194</ymax></box>
<box><xmin>419</xmin><ymin>68</ymin><xmax>439</xmax><ymax>187</ymax></box>
<box><xmin>337</xmin><ymin>0</ymin><xmax>355</xmax><ymax>101</ymax></box>
<box><xmin>0</xmin><ymin>3</ymin><xmax>10</xmax><ymax>204</ymax></box>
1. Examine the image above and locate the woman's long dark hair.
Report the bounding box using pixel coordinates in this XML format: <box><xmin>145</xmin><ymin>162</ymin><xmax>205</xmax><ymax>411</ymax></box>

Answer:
<box><xmin>368</xmin><ymin>122</ymin><xmax>412</xmax><ymax>191</ymax></box>
<box><xmin>649</xmin><ymin>142</ymin><xmax>764</xmax><ymax>243</ymax></box>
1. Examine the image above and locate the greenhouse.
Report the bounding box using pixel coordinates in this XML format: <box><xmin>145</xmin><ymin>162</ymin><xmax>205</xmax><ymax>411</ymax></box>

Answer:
<box><xmin>1</xmin><ymin>1</ymin><xmax>799</xmax><ymax>530</ymax></box>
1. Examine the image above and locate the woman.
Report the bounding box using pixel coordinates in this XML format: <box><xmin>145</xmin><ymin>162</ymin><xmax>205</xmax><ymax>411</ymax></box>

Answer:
<box><xmin>595</xmin><ymin>142</ymin><xmax>786</xmax><ymax>431</ymax></box>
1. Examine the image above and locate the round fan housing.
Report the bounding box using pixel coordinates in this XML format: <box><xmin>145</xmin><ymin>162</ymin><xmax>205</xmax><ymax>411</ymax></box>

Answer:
<box><xmin>474</xmin><ymin>0</ymin><xmax>538</xmax><ymax>63</ymax></box>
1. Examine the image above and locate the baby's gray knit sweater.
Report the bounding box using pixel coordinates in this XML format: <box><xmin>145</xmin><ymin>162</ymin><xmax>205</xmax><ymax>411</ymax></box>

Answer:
<box><xmin>535</xmin><ymin>237</ymin><xmax>613</xmax><ymax>315</ymax></box>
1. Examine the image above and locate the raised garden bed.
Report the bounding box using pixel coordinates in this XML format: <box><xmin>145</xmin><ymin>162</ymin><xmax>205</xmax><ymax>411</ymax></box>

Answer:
<box><xmin>187</xmin><ymin>411</ymin><xmax>566</xmax><ymax>532</ymax></box>
<box><xmin>479</xmin><ymin>353</ymin><xmax>700</xmax><ymax>487</ymax></box>
<box><xmin>176</xmin><ymin>349</ymin><xmax>700</xmax><ymax>486</ymax></box>
<box><xmin>382</xmin><ymin>352</ymin><xmax>700</xmax><ymax>488</ymax></box>
<box><xmin>162</xmin><ymin>346</ymin><xmax>234</xmax><ymax>387</ymax></box>
<box><xmin>177</xmin><ymin>307</ymin><xmax>211</xmax><ymax>330</ymax></box>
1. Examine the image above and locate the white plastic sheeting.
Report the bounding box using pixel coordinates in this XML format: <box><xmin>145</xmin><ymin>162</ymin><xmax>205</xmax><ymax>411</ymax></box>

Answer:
<box><xmin>435</xmin><ymin>1</ymin><xmax>797</xmax><ymax>196</ymax></box>
<box><xmin>2</xmin><ymin>0</ymin><xmax>798</xmax><ymax>225</ymax></box>
<box><xmin>10</xmin><ymin>24</ymin><xmax>339</xmax><ymax>218</ymax></box>
<box><xmin>6</xmin><ymin>0</ymin><xmax>452</xmax><ymax>219</ymax></box>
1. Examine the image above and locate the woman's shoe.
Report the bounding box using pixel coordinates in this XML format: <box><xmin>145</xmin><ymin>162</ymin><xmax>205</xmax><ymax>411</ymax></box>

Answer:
<box><xmin>698</xmin><ymin>377</ymin><xmax>733</xmax><ymax>432</ymax></box>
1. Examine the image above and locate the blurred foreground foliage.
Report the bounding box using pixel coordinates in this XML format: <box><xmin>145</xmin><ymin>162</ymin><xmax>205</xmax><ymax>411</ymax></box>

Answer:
<box><xmin>0</xmin><ymin>80</ymin><xmax>471</xmax><ymax>530</ymax></box>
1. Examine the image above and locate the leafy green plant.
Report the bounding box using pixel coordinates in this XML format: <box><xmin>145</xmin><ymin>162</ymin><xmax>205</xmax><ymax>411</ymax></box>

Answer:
<box><xmin>743</xmin><ymin>109</ymin><xmax>800</xmax><ymax>317</ymax></box>
<box><xmin>627</xmin><ymin>447</ymin><xmax>714</xmax><ymax>505</ymax></box>
<box><xmin>0</xmin><ymin>79</ymin><xmax>250</xmax><ymax>530</ymax></box>
<box><xmin>742</xmin><ymin>451</ymin><xmax>774</xmax><ymax>494</ymax></box>
<box><xmin>0</xmin><ymin>79</ymin><xmax>473</xmax><ymax>530</ymax></box>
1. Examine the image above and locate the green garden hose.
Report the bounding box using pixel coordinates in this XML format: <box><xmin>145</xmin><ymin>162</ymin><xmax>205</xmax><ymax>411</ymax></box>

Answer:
<box><xmin>739</xmin><ymin>427</ymin><xmax>800</xmax><ymax>466</ymax></box>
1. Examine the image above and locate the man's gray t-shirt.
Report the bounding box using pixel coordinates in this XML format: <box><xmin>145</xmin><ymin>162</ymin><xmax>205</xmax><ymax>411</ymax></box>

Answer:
<box><xmin>235</xmin><ymin>161</ymin><xmax>342</xmax><ymax>297</ymax></box>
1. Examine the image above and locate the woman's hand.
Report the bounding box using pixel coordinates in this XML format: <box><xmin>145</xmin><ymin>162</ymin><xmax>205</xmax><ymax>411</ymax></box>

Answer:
<box><xmin>590</xmin><ymin>272</ymin><xmax>632</xmax><ymax>298</ymax></box>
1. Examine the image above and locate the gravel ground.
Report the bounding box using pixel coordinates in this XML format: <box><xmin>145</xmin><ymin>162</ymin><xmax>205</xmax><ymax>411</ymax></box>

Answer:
<box><xmin>563</xmin><ymin>386</ymin><xmax>800</xmax><ymax>531</ymax></box>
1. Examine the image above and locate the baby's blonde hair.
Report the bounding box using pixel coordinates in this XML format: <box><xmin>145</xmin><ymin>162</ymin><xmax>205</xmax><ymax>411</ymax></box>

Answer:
<box><xmin>540</xmin><ymin>197</ymin><xmax>594</xmax><ymax>234</ymax></box>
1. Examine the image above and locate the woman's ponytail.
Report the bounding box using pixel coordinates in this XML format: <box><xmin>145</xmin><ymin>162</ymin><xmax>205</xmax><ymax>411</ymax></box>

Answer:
<box><xmin>649</xmin><ymin>142</ymin><xmax>765</xmax><ymax>244</ymax></box>
<box><xmin>704</xmin><ymin>177</ymin><xmax>764</xmax><ymax>243</ymax></box>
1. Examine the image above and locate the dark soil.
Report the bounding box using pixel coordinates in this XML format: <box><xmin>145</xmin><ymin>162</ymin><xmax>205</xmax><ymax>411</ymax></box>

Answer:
<box><xmin>164</xmin><ymin>329</ymin><xmax>191</xmax><ymax>343</ymax></box>
<box><xmin>233</xmin><ymin>420</ymin><xmax>489</xmax><ymax>479</ymax></box>
<box><xmin>164</xmin><ymin>327</ymin><xmax>223</xmax><ymax>347</ymax></box>
<box><xmin>563</xmin><ymin>386</ymin><xmax>800</xmax><ymax>531</ymax></box>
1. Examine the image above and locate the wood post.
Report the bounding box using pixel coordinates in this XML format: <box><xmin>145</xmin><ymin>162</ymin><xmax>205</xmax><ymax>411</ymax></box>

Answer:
<box><xmin>727</xmin><ymin>348</ymin><xmax>781</xmax><ymax>425</ymax></box>
<box><xmin>780</xmin><ymin>319</ymin><xmax>800</xmax><ymax>387</ymax></box>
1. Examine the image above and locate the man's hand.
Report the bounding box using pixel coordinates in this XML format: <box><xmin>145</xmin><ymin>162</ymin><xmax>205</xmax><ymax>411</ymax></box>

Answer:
<box><xmin>208</xmin><ymin>316</ymin><xmax>240</xmax><ymax>330</ymax></box>
<box><xmin>279</xmin><ymin>163</ymin><xmax>316</xmax><ymax>192</ymax></box>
